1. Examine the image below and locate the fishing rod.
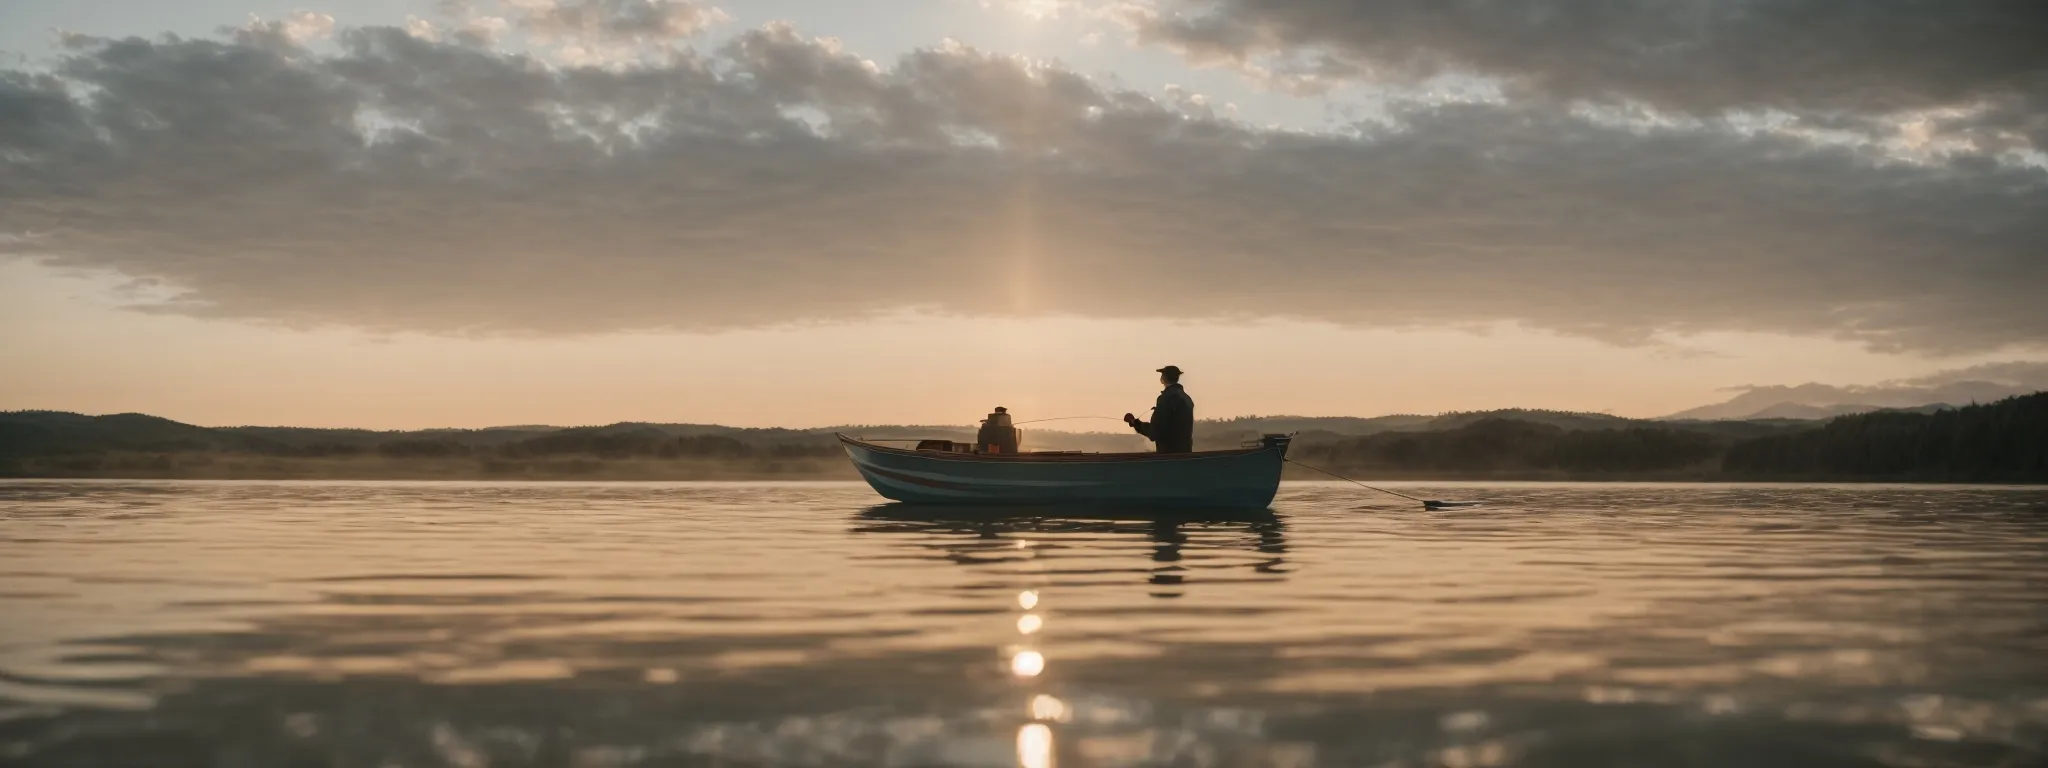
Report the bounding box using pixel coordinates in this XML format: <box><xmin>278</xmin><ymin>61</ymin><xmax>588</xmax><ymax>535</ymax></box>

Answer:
<box><xmin>865</xmin><ymin>416</ymin><xmax>1124</xmax><ymax>438</ymax></box>
<box><xmin>1285</xmin><ymin>458</ymin><xmax>1482</xmax><ymax>510</ymax></box>
<box><xmin>857</xmin><ymin>416</ymin><xmax>1123</xmax><ymax>443</ymax></box>
<box><xmin>1012</xmin><ymin>416</ymin><xmax>1126</xmax><ymax>426</ymax></box>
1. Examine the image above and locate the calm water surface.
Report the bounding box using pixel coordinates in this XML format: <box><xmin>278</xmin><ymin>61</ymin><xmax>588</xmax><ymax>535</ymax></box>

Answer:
<box><xmin>2</xmin><ymin>481</ymin><xmax>2045</xmax><ymax>767</ymax></box>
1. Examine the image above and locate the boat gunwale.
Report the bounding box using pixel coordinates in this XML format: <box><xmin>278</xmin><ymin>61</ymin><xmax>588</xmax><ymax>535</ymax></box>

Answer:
<box><xmin>836</xmin><ymin>433</ymin><xmax>1281</xmax><ymax>464</ymax></box>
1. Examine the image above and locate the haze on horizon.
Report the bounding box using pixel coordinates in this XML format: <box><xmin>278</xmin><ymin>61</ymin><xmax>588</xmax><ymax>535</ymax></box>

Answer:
<box><xmin>2</xmin><ymin>0</ymin><xmax>2045</xmax><ymax>430</ymax></box>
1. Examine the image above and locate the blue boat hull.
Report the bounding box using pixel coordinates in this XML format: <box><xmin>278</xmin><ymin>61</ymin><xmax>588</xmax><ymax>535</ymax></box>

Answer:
<box><xmin>838</xmin><ymin>435</ymin><xmax>1289</xmax><ymax>509</ymax></box>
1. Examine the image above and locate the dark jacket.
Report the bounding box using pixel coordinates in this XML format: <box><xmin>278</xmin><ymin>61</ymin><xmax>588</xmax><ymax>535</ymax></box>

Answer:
<box><xmin>1131</xmin><ymin>383</ymin><xmax>1194</xmax><ymax>453</ymax></box>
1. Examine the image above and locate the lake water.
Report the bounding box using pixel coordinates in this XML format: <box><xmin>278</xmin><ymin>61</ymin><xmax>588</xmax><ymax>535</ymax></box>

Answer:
<box><xmin>1</xmin><ymin>481</ymin><xmax>2045</xmax><ymax>767</ymax></box>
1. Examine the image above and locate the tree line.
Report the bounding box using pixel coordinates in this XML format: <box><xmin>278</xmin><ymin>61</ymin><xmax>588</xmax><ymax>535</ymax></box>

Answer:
<box><xmin>1722</xmin><ymin>392</ymin><xmax>2046</xmax><ymax>481</ymax></box>
<box><xmin>1288</xmin><ymin>419</ymin><xmax>1723</xmax><ymax>476</ymax></box>
<box><xmin>372</xmin><ymin>430</ymin><xmax>835</xmax><ymax>460</ymax></box>
<box><xmin>5</xmin><ymin>394</ymin><xmax>2043</xmax><ymax>480</ymax></box>
<box><xmin>1287</xmin><ymin>393</ymin><xmax>2045</xmax><ymax>481</ymax></box>
<box><xmin>365</xmin><ymin>431</ymin><xmax>840</xmax><ymax>460</ymax></box>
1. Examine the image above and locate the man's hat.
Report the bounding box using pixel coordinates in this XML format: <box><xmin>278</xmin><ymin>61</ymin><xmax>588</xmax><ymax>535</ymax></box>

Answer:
<box><xmin>1156</xmin><ymin>365</ymin><xmax>1184</xmax><ymax>376</ymax></box>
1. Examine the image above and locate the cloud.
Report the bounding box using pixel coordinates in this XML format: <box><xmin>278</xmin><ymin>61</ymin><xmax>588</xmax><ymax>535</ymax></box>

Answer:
<box><xmin>506</xmin><ymin>0</ymin><xmax>726</xmax><ymax>43</ymax></box>
<box><xmin>427</xmin><ymin>0</ymin><xmax>728</xmax><ymax>52</ymax></box>
<box><xmin>252</xmin><ymin>10</ymin><xmax>339</xmax><ymax>44</ymax></box>
<box><xmin>1120</xmin><ymin>0</ymin><xmax>2048</xmax><ymax>152</ymax></box>
<box><xmin>1895</xmin><ymin>361</ymin><xmax>2048</xmax><ymax>389</ymax></box>
<box><xmin>0</xmin><ymin>20</ymin><xmax>2044</xmax><ymax>352</ymax></box>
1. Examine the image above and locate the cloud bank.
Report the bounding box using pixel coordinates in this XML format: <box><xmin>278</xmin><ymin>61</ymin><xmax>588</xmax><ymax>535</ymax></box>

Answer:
<box><xmin>0</xmin><ymin>10</ymin><xmax>2044</xmax><ymax>351</ymax></box>
<box><xmin>1123</xmin><ymin>0</ymin><xmax>2048</xmax><ymax>153</ymax></box>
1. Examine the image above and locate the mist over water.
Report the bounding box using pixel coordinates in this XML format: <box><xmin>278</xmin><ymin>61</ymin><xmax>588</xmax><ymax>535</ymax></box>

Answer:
<box><xmin>2</xmin><ymin>481</ymin><xmax>2045</xmax><ymax>767</ymax></box>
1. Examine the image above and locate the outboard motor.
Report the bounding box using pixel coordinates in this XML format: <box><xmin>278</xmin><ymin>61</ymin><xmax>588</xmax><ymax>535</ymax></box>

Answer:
<box><xmin>977</xmin><ymin>407</ymin><xmax>1022</xmax><ymax>454</ymax></box>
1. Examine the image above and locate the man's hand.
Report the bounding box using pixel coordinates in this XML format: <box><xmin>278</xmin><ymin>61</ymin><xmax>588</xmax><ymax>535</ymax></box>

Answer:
<box><xmin>1122</xmin><ymin>413</ymin><xmax>1137</xmax><ymax>425</ymax></box>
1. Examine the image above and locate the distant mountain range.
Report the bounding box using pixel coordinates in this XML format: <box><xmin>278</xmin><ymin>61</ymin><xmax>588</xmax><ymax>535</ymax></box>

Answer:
<box><xmin>1659</xmin><ymin>361</ymin><xmax>2048</xmax><ymax>421</ymax></box>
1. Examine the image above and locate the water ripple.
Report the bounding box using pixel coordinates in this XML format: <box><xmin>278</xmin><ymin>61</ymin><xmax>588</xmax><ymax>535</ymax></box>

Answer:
<box><xmin>1</xmin><ymin>480</ymin><xmax>2044</xmax><ymax>766</ymax></box>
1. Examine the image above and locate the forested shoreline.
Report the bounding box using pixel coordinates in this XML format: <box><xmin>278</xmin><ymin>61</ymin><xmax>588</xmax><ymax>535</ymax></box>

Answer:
<box><xmin>3</xmin><ymin>393</ymin><xmax>2042</xmax><ymax>482</ymax></box>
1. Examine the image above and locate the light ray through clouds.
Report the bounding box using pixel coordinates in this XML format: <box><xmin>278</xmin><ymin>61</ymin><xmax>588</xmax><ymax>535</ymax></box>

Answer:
<box><xmin>0</xmin><ymin>0</ymin><xmax>2044</xmax><ymax>426</ymax></box>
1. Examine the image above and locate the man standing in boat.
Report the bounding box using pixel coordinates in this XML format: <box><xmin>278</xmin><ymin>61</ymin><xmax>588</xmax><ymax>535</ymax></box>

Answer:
<box><xmin>1125</xmin><ymin>365</ymin><xmax>1195</xmax><ymax>453</ymax></box>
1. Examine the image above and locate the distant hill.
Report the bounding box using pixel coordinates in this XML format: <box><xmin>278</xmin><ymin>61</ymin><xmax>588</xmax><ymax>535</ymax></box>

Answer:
<box><xmin>1670</xmin><ymin>402</ymin><xmax>1957</xmax><ymax>421</ymax></box>
<box><xmin>0</xmin><ymin>412</ymin><xmax>1152</xmax><ymax>462</ymax></box>
<box><xmin>1290</xmin><ymin>393</ymin><xmax>2046</xmax><ymax>482</ymax></box>
<box><xmin>1662</xmin><ymin>363</ymin><xmax>2047</xmax><ymax>421</ymax></box>
<box><xmin>1</xmin><ymin>411</ymin><xmax>283</xmax><ymax>454</ymax></box>
<box><xmin>1723</xmin><ymin>392</ymin><xmax>2048</xmax><ymax>481</ymax></box>
<box><xmin>5</xmin><ymin>397</ymin><xmax>2041</xmax><ymax>482</ymax></box>
<box><xmin>1738</xmin><ymin>402</ymin><xmax>1883</xmax><ymax>420</ymax></box>
<box><xmin>1204</xmin><ymin>414</ymin><xmax>1435</xmax><ymax>436</ymax></box>
<box><xmin>3</xmin><ymin>409</ymin><xmax>1660</xmax><ymax>459</ymax></box>
<box><xmin>1422</xmin><ymin>409</ymin><xmax>1637</xmax><ymax>432</ymax></box>
<box><xmin>1198</xmin><ymin>410</ymin><xmax>1636</xmax><ymax>445</ymax></box>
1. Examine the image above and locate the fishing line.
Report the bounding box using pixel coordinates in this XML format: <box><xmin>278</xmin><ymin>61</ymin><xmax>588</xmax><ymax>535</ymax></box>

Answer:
<box><xmin>1285</xmin><ymin>458</ymin><xmax>1482</xmax><ymax>510</ymax></box>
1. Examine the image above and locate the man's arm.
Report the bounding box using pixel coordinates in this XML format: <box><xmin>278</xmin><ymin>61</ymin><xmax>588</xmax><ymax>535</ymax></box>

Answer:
<box><xmin>1126</xmin><ymin>411</ymin><xmax>1155</xmax><ymax>439</ymax></box>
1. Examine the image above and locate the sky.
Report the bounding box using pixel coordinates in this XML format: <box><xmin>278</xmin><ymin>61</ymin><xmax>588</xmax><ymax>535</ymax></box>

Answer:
<box><xmin>2</xmin><ymin>0</ymin><xmax>2045</xmax><ymax>429</ymax></box>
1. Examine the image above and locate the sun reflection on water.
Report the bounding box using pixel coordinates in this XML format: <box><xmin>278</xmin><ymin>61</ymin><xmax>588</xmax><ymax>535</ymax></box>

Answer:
<box><xmin>1012</xmin><ymin>649</ymin><xmax>1045</xmax><ymax>677</ymax></box>
<box><xmin>1013</xmin><ymin>537</ymin><xmax>1056</xmax><ymax>766</ymax></box>
<box><xmin>1030</xmin><ymin>694</ymin><xmax>1070</xmax><ymax>722</ymax></box>
<box><xmin>1017</xmin><ymin>722</ymin><xmax>1054</xmax><ymax>768</ymax></box>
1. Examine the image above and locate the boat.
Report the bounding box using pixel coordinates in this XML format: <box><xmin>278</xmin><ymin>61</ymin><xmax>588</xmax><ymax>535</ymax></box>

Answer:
<box><xmin>836</xmin><ymin>433</ymin><xmax>1293</xmax><ymax>509</ymax></box>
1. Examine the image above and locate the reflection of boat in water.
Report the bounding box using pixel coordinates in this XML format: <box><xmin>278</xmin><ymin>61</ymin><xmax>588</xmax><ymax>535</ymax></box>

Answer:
<box><xmin>837</xmin><ymin>434</ymin><xmax>1292</xmax><ymax>509</ymax></box>
<box><xmin>854</xmin><ymin>503</ymin><xmax>1289</xmax><ymax>598</ymax></box>
<box><xmin>856</xmin><ymin>503</ymin><xmax>1283</xmax><ymax>528</ymax></box>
